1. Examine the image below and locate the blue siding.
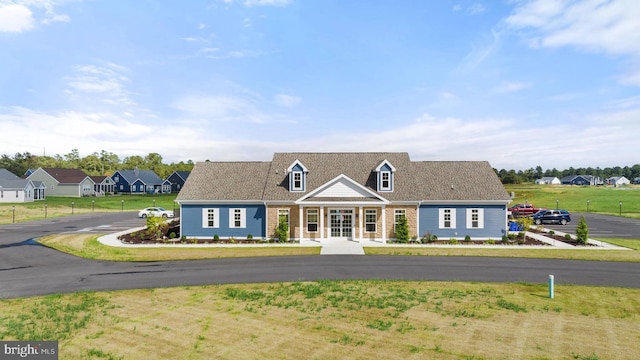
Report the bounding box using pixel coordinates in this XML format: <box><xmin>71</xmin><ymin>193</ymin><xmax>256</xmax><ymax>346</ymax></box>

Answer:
<box><xmin>180</xmin><ymin>204</ymin><xmax>266</xmax><ymax>239</ymax></box>
<box><xmin>418</xmin><ymin>204</ymin><xmax>507</xmax><ymax>239</ymax></box>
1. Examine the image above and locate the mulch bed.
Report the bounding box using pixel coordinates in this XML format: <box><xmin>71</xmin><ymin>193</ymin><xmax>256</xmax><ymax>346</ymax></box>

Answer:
<box><xmin>528</xmin><ymin>227</ymin><xmax>594</xmax><ymax>246</ymax></box>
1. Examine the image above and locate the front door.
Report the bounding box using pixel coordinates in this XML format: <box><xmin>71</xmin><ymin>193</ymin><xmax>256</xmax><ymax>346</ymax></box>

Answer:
<box><xmin>329</xmin><ymin>209</ymin><xmax>353</xmax><ymax>239</ymax></box>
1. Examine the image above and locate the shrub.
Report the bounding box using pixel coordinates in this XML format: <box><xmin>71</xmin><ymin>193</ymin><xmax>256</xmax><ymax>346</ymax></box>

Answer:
<box><xmin>516</xmin><ymin>216</ymin><xmax>533</xmax><ymax>232</ymax></box>
<box><xmin>517</xmin><ymin>232</ymin><xmax>525</xmax><ymax>238</ymax></box>
<box><xmin>169</xmin><ymin>232</ymin><xmax>176</xmax><ymax>239</ymax></box>
<box><xmin>421</xmin><ymin>232</ymin><xmax>437</xmax><ymax>243</ymax></box>
<box><xmin>448</xmin><ymin>238</ymin><xmax>459</xmax><ymax>245</ymax></box>
<box><xmin>501</xmin><ymin>235</ymin><xmax>509</xmax><ymax>243</ymax></box>
<box><xmin>247</xmin><ymin>234</ymin><xmax>253</xmax><ymax>240</ymax></box>
<box><xmin>275</xmin><ymin>215</ymin><xmax>289</xmax><ymax>242</ymax></box>
<box><xmin>395</xmin><ymin>215</ymin><xmax>410</xmax><ymax>243</ymax></box>
<box><xmin>464</xmin><ymin>235</ymin><xmax>471</xmax><ymax>242</ymax></box>
<box><xmin>576</xmin><ymin>216</ymin><xmax>589</xmax><ymax>245</ymax></box>
<box><xmin>213</xmin><ymin>234</ymin><xmax>220</xmax><ymax>241</ymax></box>
<box><xmin>564</xmin><ymin>234</ymin><xmax>572</xmax><ymax>241</ymax></box>
<box><xmin>548</xmin><ymin>230</ymin><xmax>555</xmax><ymax>235</ymax></box>
<box><xmin>486</xmin><ymin>239</ymin><xmax>495</xmax><ymax>245</ymax></box>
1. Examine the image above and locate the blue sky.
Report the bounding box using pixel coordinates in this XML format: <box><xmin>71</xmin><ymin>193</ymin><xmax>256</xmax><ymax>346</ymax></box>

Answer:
<box><xmin>1</xmin><ymin>0</ymin><xmax>639</xmax><ymax>170</ymax></box>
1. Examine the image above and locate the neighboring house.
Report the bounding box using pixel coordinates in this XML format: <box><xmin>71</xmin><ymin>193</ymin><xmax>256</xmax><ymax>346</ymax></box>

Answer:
<box><xmin>634</xmin><ymin>177</ymin><xmax>640</xmax><ymax>185</ymax></box>
<box><xmin>175</xmin><ymin>152</ymin><xmax>512</xmax><ymax>243</ymax></box>
<box><xmin>27</xmin><ymin>168</ymin><xmax>96</xmax><ymax>197</ymax></box>
<box><xmin>166</xmin><ymin>171</ymin><xmax>191</xmax><ymax>193</ymax></box>
<box><xmin>606</xmin><ymin>176</ymin><xmax>630</xmax><ymax>186</ymax></box>
<box><xmin>535</xmin><ymin>177</ymin><xmax>561</xmax><ymax>185</ymax></box>
<box><xmin>90</xmin><ymin>176</ymin><xmax>116</xmax><ymax>195</ymax></box>
<box><xmin>0</xmin><ymin>169</ymin><xmax>36</xmax><ymax>203</ymax></box>
<box><xmin>111</xmin><ymin>169</ymin><xmax>171</xmax><ymax>194</ymax></box>
<box><xmin>561</xmin><ymin>175</ymin><xmax>597</xmax><ymax>186</ymax></box>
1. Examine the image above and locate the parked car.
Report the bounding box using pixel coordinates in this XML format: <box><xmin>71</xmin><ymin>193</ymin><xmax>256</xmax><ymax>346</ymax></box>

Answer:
<box><xmin>138</xmin><ymin>207</ymin><xmax>174</xmax><ymax>218</ymax></box>
<box><xmin>532</xmin><ymin>209</ymin><xmax>571</xmax><ymax>225</ymax></box>
<box><xmin>508</xmin><ymin>203</ymin><xmax>544</xmax><ymax>217</ymax></box>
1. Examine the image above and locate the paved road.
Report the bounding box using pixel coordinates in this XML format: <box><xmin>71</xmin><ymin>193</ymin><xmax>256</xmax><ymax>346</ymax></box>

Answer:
<box><xmin>1</xmin><ymin>212</ymin><xmax>639</xmax><ymax>299</ymax></box>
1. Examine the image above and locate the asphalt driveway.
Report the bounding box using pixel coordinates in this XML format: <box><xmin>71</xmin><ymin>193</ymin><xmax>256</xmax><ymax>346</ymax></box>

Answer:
<box><xmin>1</xmin><ymin>212</ymin><xmax>639</xmax><ymax>299</ymax></box>
<box><xmin>544</xmin><ymin>212</ymin><xmax>640</xmax><ymax>239</ymax></box>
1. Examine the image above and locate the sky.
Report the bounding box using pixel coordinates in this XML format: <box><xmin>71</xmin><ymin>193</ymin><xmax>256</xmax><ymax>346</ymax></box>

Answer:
<box><xmin>1</xmin><ymin>0</ymin><xmax>639</xmax><ymax>171</ymax></box>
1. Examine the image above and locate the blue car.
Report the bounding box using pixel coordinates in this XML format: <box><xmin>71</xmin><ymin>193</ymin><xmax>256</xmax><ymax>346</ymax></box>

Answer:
<box><xmin>532</xmin><ymin>209</ymin><xmax>571</xmax><ymax>225</ymax></box>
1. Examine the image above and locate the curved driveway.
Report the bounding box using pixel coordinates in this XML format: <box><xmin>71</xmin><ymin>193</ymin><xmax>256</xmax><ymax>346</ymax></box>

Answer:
<box><xmin>1</xmin><ymin>212</ymin><xmax>639</xmax><ymax>299</ymax></box>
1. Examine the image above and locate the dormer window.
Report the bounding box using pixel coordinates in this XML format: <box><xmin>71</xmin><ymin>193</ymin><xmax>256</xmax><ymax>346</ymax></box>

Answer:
<box><xmin>287</xmin><ymin>160</ymin><xmax>308</xmax><ymax>192</ymax></box>
<box><xmin>375</xmin><ymin>160</ymin><xmax>396</xmax><ymax>192</ymax></box>
<box><xmin>381</xmin><ymin>171</ymin><xmax>391</xmax><ymax>190</ymax></box>
<box><xmin>292</xmin><ymin>172</ymin><xmax>303</xmax><ymax>191</ymax></box>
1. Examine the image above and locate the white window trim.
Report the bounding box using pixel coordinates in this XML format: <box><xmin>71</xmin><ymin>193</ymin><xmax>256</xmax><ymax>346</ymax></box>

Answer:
<box><xmin>439</xmin><ymin>208</ymin><xmax>457</xmax><ymax>229</ymax></box>
<box><xmin>365</xmin><ymin>209</ymin><xmax>377</xmax><ymax>233</ymax></box>
<box><xmin>466</xmin><ymin>208</ymin><xmax>484</xmax><ymax>229</ymax></box>
<box><xmin>202</xmin><ymin>208</ymin><xmax>220</xmax><ymax>228</ymax></box>
<box><xmin>291</xmin><ymin>171</ymin><xmax>303</xmax><ymax>191</ymax></box>
<box><xmin>380</xmin><ymin>171</ymin><xmax>392</xmax><ymax>191</ymax></box>
<box><xmin>278</xmin><ymin>209</ymin><xmax>290</xmax><ymax>228</ymax></box>
<box><xmin>229</xmin><ymin>208</ymin><xmax>246</xmax><ymax>228</ymax></box>
<box><xmin>306</xmin><ymin>209</ymin><xmax>318</xmax><ymax>233</ymax></box>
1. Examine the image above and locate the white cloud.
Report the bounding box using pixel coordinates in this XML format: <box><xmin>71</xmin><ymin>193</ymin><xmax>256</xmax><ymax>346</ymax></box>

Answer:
<box><xmin>457</xmin><ymin>28</ymin><xmax>501</xmax><ymax>73</ymax></box>
<box><xmin>274</xmin><ymin>94</ymin><xmax>300</xmax><ymax>107</ymax></box>
<box><xmin>493</xmin><ymin>81</ymin><xmax>530</xmax><ymax>93</ymax></box>
<box><xmin>0</xmin><ymin>4</ymin><xmax>34</xmax><ymax>32</ymax></box>
<box><xmin>65</xmin><ymin>63</ymin><xmax>135</xmax><ymax>106</ymax></box>
<box><xmin>0</xmin><ymin>0</ymin><xmax>74</xmax><ymax>32</ymax></box>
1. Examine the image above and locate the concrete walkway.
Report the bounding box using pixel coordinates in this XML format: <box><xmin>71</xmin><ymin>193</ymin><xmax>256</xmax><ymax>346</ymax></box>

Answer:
<box><xmin>98</xmin><ymin>228</ymin><xmax>630</xmax><ymax>254</ymax></box>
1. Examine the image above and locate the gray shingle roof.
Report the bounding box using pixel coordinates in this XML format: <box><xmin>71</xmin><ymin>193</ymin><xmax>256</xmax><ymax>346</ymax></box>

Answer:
<box><xmin>0</xmin><ymin>169</ymin><xmax>20</xmax><ymax>180</ymax></box>
<box><xmin>117</xmin><ymin>170</ymin><xmax>164</xmax><ymax>185</ymax></box>
<box><xmin>176</xmin><ymin>162</ymin><xmax>271</xmax><ymax>201</ymax></box>
<box><xmin>176</xmin><ymin>153</ymin><xmax>510</xmax><ymax>202</ymax></box>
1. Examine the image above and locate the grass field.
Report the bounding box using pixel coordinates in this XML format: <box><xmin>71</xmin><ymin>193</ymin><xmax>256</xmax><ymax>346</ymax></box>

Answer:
<box><xmin>0</xmin><ymin>281</ymin><xmax>638</xmax><ymax>360</ymax></box>
<box><xmin>0</xmin><ymin>194</ymin><xmax>177</xmax><ymax>224</ymax></box>
<box><xmin>505</xmin><ymin>184</ymin><xmax>640</xmax><ymax>218</ymax></box>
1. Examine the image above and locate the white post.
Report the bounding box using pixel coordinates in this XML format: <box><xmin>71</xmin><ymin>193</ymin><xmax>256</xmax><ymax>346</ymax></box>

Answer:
<box><xmin>549</xmin><ymin>275</ymin><xmax>555</xmax><ymax>299</ymax></box>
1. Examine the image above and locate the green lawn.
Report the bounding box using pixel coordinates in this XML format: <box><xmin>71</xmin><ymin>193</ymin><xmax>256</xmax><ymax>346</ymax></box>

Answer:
<box><xmin>0</xmin><ymin>194</ymin><xmax>177</xmax><ymax>224</ymax></box>
<box><xmin>505</xmin><ymin>184</ymin><xmax>640</xmax><ymax>218</ymax></box>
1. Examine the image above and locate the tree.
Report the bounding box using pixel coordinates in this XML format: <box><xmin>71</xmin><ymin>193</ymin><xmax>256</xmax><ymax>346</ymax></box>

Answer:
<box><xmin>395</xmin><ymin>214</ymin><xmax>410</xmax><ymax>243</ymax></box>
<box><xmin>275</xmin><ymin>214</ymin><xmax>289</xmax><ymax>242</ymax></box>
<box><xmin>575</xmin><ymin>216</ymin><xmax>589</xmax><ymax>245</ymax></box>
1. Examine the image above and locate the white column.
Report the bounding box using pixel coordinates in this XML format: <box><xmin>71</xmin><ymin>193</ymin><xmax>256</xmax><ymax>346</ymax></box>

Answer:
<box><xmin>320</xmin><ymin>206</ymin><xmax>325</xmax><ymax>241</ymax></box>
<box><xmin>299</xmin><ymin>205</ymin><xmax>304</xmax><ymax>242</ymax></box>
<box><xmin>416</xmin><ymin>204</ymin><xmax>420</xmax><ymax>239</ymax></box>
<box><xmin>381</xmin><ymin>205</ymin><xmax>387</xmax><ymax>244</ymax></box>
<box><xmin>358</xmin><ymin>206</ymin><xmax>363</xmax><ymax>242</ymax></box>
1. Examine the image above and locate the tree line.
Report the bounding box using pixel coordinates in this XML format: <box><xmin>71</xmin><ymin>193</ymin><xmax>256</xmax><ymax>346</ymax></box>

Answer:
<box><xmin>0</xmin><ymin>149</ymin><xmax>194</xmax><ymax>180</ymax></box>
<box><xmin>3</xmin><ymin>149</ymin><xmax>639</xmax><ymax>185</ymax></box>
<box><xmin>496</xmin><ymin>165</ymin><xmax>640</xmax><ymax>184</ymax></box>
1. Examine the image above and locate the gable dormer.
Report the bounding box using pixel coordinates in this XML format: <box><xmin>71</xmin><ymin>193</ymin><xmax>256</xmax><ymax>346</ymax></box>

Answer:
<box><xmin>375</xmin><ymin>160</ymin><xmax>396</xmax><ymax>192</ymax></box>
<box><xmin>287</xmin><ymin>160</ymin><xmax>308</xmax><ymax>192</ymax></box>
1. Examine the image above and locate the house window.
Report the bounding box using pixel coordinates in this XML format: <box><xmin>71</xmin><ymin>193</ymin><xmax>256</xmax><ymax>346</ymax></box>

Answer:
<box><xmin>394</xmin><ymin>209</ymin><xmax>406</xmax><ymax>232</ymax></box>
<box><xmin>365</xmin><ymin>209</ymin><xmax>377</xmax><ymax>232</ymax></box>
<box><xmin>381</xmin><ymin>171</ymin><xmax>391</xmax><ymax>191</ymax></box>
<box><xmin>292</xmin><ymin>172</ymin><xmax>303</xmax><ymax>191</ymax></box>
<box><xmin>466</xmin><ymin>208</ymin><xmax>484</xmax><ymax>229</ymax></box>
<box><xmin>307</xmin><ymin>209</ymin><xmax>318</xmax><ymax>232</ymax></box>
<box><xmin>439</xmin><ymin>208</ymin><xmax>457</xmax><ymax>229</ymax></box>
<box><xmin>114</xmin><ymin>176</ymin><xmax>119</xmax><ymax>182</ymax></box>
<box><xmin>16</xmin><ymin>190</ymin><xmax>19</xmax><ymax>198</ymax></box>
<box><xmin>1</xmin><ymin>190</ymin><xmax>3</xmax><ymax>198</ymax></box>
<box><xmin>83</xmin><ymin>184</ymin><xmax>91</xmax><ymax>192</ymax></box>
<box><xmin>202</xmin><ymin>208</ymin><xmax>219</xmax><ymax>228</ymax></box>
<box><xmin>120</xmin><ymin>185</ymin><xmax>124</xmax><ymax>190</ymax></box>
<box><xmin>278</xmin><ymin>209</ymin><xmax>290</xmax><ymax>228</ymax></box>
<box><xmin>229</xmin><ymin>208</ymin><xmax>246</xmax><ymax>228</ymax></box>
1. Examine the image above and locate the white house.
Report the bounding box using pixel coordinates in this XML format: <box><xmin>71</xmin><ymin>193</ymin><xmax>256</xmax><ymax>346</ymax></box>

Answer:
<box><xmin>535</xmin><ymin>177</ymin><xmax>561</xmax><ymax>185</ymax></box>
<box><xmin>606</xmin><ymin>176</ymin><xmax>630</xmax><ymax>186</ymax></box>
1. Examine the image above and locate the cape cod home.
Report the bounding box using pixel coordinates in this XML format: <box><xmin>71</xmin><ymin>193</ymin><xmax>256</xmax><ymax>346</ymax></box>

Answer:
<box><xmin>176</xmin><ymin>152</ymin><xmax>512</xmax><ymax>243</ymax></box>
<box><xmin>111</xmin><ymin>169</ymin><xmax>171</xmax><ymax>194</ymax></box>
<box><xmin>26</xmin><ymin>168</ymin><xmax>95</xmax><ymax>197</ymax></box>
<box><xmin>605</xmin><ymin>176</ymin><xmax>630</xmax><ymax>186</ymax></box>
<box><xmin>166</xmin><ymin>171</ymin><xmax>191</xmax><ymax>193</ymax></box>
<box><xmin>0</xmin><ymin>169</ymin><xmax>36</xmax><ymax>203</ymax></box>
